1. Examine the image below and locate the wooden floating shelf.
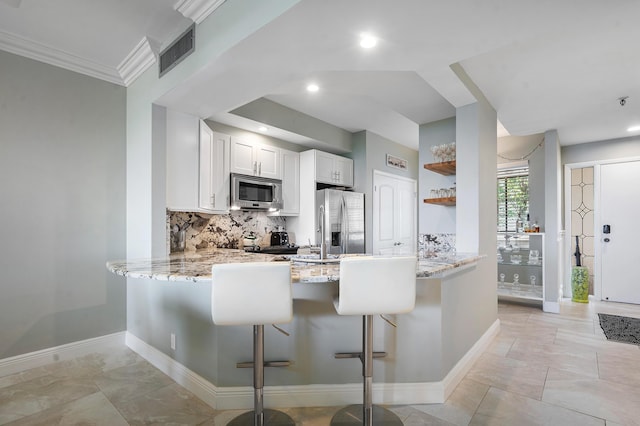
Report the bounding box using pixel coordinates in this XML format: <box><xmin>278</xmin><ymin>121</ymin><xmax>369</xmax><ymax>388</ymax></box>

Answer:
<box><xmin>423</xmin><ymin>160</ymin><xmax>456</xmax><ymax>176</ymax></box>
<box><xmin>423</xmin><ymin>197</ymin><xmax>456</xmax><ymax>206</ymax></box>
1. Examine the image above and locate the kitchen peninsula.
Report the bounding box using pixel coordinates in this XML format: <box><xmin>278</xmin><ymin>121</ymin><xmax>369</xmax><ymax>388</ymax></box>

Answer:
<box><xmin>108</xmin><ymin>249</ymin><xmax>494</xmax><ymax>410</ymax></box>
<box><xmin>107</xmin><ymin>248</ymin><xmax>482</xmax><ymax>282</ymax></box>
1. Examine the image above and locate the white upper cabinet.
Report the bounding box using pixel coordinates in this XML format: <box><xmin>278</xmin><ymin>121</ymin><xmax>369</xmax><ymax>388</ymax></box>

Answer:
<box><xmin>166</xmin><ymin>110</ymin><xmax>199</xmax><ymax>212</ymax></box>
<box><xmin>199</xmin><ymin>124</ymin><xmax>230</xmax><ymax>213</ymax></box>
<box><xmin>279</xmin><ymin>149</ymin><xmax>300</xmax><ymax>216</ymax></box>
<box><xmin>256</xmin><ymin>144</ymin><xmax>280</xmax><ymax>179</ymax></box>
<box><xmin>315</xmin><ymin>151</ymin><xmax>336</xmax><ymax>183</ymax></box>
<box><xmin>334</xmin><ymin>155</ymin><xmax>354</xmax><ymax>187</ymax></box>
<box><xmin>313</xmin><ymin>150</ymin><xmax>353</xmax><ymax>187</ymax></box>
<box><xmin>229</xmin><ymin>138</ymin><xmax>255</xmax><ymax>176</ymax></box>
<box><xmin>230</xmin><ymin>137</ymin><xmax>281</xmax><ymax>179</ymax></box>
<box><xmin>166</xmin><ymin>109</ymin><xmax>229</xmax><ymax>213</ymax></box>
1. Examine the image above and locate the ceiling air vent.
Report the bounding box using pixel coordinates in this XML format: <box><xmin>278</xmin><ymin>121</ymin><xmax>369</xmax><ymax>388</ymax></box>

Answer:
<box><xmin>159</xmin><ymin>24</ymin><xmax>195</xmax><ymax>77</ymax></box>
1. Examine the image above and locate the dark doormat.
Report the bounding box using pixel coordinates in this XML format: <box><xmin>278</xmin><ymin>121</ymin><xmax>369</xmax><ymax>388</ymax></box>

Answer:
<box><xmin>598</xmin><ymin>313</ymin><xmax>640</xmax><ymax>345</ymax></box>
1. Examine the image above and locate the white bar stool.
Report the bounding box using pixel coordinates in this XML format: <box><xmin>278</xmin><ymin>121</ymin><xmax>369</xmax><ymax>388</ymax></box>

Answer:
<box><xmin>331</xmin><ymin>256</ymin><xmax>417</xmax><ymax>426</ymax></box>
<box><xmin>211</xmin><ymin>262</ymin><xmax>295</xmax><ymax>426</ymax></box>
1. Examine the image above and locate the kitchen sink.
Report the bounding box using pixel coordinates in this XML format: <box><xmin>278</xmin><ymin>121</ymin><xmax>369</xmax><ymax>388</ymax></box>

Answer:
<box><xmin>287</xmin><ymin>254</ymin><xmax>341</xmax><ymax>264</ymax></box>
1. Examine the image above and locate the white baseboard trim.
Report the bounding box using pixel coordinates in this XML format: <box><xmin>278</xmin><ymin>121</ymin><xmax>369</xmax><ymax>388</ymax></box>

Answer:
<box><xmin>212</xmin><ymin>381</ymin><xmax>446</xmax><ymax>410</ymax></box>
<box><xmin>441</xmin><ymin>318</ymin><xmax>501</xmax><ymax>401</ymax></box>
<box><xmin>543</xmin><ymin>301</ymin><xmax>561</xmax><ymax>313</ymax></box>
<box><xmin>0</xmin><ymin>332</ymin><xmax>126</xmax><ymax>378</ymax></box>
<box><xmin>125</xmin><ymin>332</ymin><xmax>219</xmax><ymax>408</ymax></box>
<box><xmin>126</xmin><ymin>319</ymin><xmax>500</xmax><ymax>409</ymax></box>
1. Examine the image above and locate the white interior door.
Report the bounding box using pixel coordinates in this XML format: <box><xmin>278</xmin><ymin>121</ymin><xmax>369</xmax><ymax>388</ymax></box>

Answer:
<box><xmin>600</xmin><ymin>161</ymin><xmax>640</xmax><ymax>304</ymax></box>
<box><xmin>372</xmin><ymin>170</ymin><xmax>416</xmax><ymax>255</ymax></box>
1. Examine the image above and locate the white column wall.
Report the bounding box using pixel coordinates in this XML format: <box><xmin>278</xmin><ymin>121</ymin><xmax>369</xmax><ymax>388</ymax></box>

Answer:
<box><xmin>455</xmin><ymin>102</ymin><xmax>497</xmax><ymax>256</ymax></box>
<box><xmin>544</xmin><ymin>130</ymin><xmax>563</xmax><ymax>312</ymax></box>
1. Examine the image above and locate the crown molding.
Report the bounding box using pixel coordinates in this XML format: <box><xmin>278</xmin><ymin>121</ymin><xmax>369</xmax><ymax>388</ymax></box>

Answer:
<box><xmin>0</xmin><ymin>29</ymin><xmax>124</xmax><ymax>86</ymax></box>
<box><xmin>175</xmin><ymin>0</ymin><xmax>226</xmax><ymax>24</ymax></box>
<box><xmin>0</xmin><ymin>0</ymin><xmax>225</xmax><ymax>87</ymax></box>
<box><xmin>117</xmin><ymin>37</ymin><xmax>157</xmax><ymax>87</ymax></box>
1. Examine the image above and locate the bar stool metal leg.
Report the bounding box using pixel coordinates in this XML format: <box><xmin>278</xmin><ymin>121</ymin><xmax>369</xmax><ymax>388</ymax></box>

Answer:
<box><xmin>254</xmin><ymin>325</ymin><xmax>264</xmax><ymax>426</ymax></box>
<box><xmin>227</xmin><ymin>325</ymin><xmax>295</xmax><ymax>426</ymax></box>
<box><xmin>330</xmin><ymin>316</ymin><xmax>403</xmax><ymax>426</ymax></box>
<box><xmin>363</xmin><ymin>315</ymin><xmax>373</xmax><ymax>425</ymax></box>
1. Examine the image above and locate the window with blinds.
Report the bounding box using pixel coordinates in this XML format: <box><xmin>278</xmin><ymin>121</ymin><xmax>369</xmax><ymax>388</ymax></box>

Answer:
<box><xmin>497</xmin><ymin>166</ymin><xmax>529</xmax><ymax>232</ymax></box>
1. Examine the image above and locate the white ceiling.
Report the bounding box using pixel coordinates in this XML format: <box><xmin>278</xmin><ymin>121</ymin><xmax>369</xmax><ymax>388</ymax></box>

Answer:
<box><xmin>0</xmin><ymin>0</ymin><xmax>191</xmax><ymax>83</ymax></box>
<box><xmin>2</xmin><ymin>0</ymin><xmax>639</xmax><ymax>149</ymax></box>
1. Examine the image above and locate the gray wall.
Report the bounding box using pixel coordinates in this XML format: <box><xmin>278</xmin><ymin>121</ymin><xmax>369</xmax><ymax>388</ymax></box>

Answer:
<box><xmin>445</xmin><ymin>99</ymin><xmax>497</xmax><ymax>366</ymax></box>
<box><xmin>229</xmin><ymin>98</ymin><xmax>352</xmax><ymax>153</ymax></box>
<box><xmin>562</xmin><ymin>135</ymin><xmax>640</xmax><ymax>165</ymax></box>
<box><xmin>125</xmin><ymin>276</ymin><xmax>478</xmax><ymax>388</ymax></box>
<box><xmin>351</xmin><ymin>130</ymin><xmax>419</xmax><ymax>253</ymax></box>
<box><xmin>0</xmin><ymin>50</ymin><xmax>126</xmax><ymax>358</ymax></box>
<box><xmin>205</xmin><ymin>120</ymin><xmax>306</xmax><ymax>153</ymax></box>
<box><xmin>419</xmin><ymin>118</ymin><xmax>456</xmax><ymax>234</ymax></box>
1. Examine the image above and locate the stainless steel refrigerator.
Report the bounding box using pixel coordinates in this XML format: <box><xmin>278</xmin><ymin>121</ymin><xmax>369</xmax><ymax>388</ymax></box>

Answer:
<box><xmin>316</xmin><ymin>189</ymin><xmax>365</xmax><ymax>254</ymax></box>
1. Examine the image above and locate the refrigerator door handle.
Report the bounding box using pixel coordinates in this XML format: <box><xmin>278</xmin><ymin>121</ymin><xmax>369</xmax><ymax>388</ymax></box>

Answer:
<box><xmin>341</xmin><ymin>195</ymin><xmax>349</xmax><ymax>253</ymax></box>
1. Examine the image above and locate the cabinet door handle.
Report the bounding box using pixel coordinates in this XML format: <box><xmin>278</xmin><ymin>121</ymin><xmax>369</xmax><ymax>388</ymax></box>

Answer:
<box><xmin>259</xmin><ymin>162</ymin><xmax>262</xmax><ymax>175</ymax></box>
<box><xmin>211</xmin><ymin>194</ymin><xmax>215</xmax><ymax>207</ymax></box>
<box><xmin>253</xmin><ymin>161</ymin><xmax>257</xmax><ymax>174</ymax></box>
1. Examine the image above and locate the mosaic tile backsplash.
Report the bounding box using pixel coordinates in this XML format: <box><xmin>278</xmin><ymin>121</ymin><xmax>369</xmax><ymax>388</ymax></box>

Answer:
<box><xmin>168</xmin><ymin>211</ymin><xmax>287</xmax><ymax>253</ymax></box>
<box><xmin>168</xmin><ymin>212</ymin><xmax>456</xmax><ymax>256</ymax></box>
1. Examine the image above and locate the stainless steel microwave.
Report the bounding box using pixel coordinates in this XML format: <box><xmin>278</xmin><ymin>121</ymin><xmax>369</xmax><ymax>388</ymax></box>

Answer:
<box><xmin>230</xmin><ymin>173</ymin><xmax>283</xmax><ymax>211</ymax></box>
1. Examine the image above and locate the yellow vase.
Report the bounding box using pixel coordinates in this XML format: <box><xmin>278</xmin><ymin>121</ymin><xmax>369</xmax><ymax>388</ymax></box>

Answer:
<box><xmin>571</xmin><ymin>266</ymin><xmax>589</xmax><ymax>303</ymax></box>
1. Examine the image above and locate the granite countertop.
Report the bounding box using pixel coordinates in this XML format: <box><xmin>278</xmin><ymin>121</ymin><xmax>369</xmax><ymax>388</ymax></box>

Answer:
<box><xmin>106</xmin><ymin>248</ymin><xmax>483</xmax><ymax>283</ymax></box>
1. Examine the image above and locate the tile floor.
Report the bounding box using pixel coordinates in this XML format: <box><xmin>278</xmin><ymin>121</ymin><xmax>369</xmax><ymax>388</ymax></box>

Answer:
<box><xmin>1</xmin><ymin>299</ymin><xmax>640</xmax><ymax>425</ymax></box>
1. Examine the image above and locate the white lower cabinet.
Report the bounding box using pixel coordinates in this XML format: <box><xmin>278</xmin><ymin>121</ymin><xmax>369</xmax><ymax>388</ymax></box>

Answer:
<box><xmin>279</xmin><ymin>149</ymin><xmax>300</xmax><ymax>215</ymax></box>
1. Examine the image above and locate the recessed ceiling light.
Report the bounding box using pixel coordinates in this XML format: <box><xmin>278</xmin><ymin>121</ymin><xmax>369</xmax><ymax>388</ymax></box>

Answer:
<box><xmin>258</xmin><ymin>126</ymin><xmax>268</xmax><ymax>132</ymax></box>
<box><xmin>307</xmin><ymin>83</ymin><xmax>319</xmax><ymax>92</ymax></box>
<box><xmin>359</xmin><ymin>33</ymin><xmax>377</xmax><ymax>49</ymax></box>
<box><xmin>628</xmin><ymin>125</ymin><xmax>640</xmax><ymax>132</ymax></box>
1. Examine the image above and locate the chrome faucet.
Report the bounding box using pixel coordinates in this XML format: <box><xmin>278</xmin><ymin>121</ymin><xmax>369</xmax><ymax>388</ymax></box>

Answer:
<box><xmin>318</xmin><ymin>204</ymin><xmax>327</xmax><ymax>260</ymax></box>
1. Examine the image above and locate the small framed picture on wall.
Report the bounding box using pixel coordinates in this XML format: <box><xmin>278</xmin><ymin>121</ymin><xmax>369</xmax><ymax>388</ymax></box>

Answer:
<box><xmin>386</xmin><ymin>154</ymin><xmax>407</xmax><ymax>170</ymax></box>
